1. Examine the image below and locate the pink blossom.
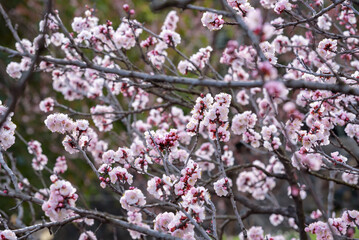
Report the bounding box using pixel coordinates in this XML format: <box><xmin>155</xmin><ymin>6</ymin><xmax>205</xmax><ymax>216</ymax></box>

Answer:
<box><xmin>78</xmin><ymin>231</ymin><xmax>97</xmax><ymax>240</ymax></box>
<box><xmin>231</xmin><ymin>111</ymin><xmax>257</xmax><ymax>135</ymax></box>
<box><xmin>318</xmin><ymin>39</ymin><xmax>337</xmax><ymax>59</ymax></box>
<box><xmin>317</xmin><ymin>14</ymin><xmax>332</xmax><ymax>30</ymax></box>
<box><xmin>42</xmin><ymin>179</ymin><xmax>78</xmax><ymax>221</ymax></box>
<box><xmin>214</xmin><ymin>177</ymin><xmax>232</xmax><ymax>197</ymax></box>
<box><xmin>109</xmin><ymin>166</ymin><xmax>133</xmax><ymax>185</ymax></box>
<box><xmin>160</xmin><ymin>30</ymin><xmax>181</xmax><ymax>47</ymax></box>
<box><xmin>201</xmin><ymin>12</ymin><xmax>224</xmax><ymax>31</ymax></box>
<box><xmin>264</xmin><ymin>81</ymin><xmax>288</xmax><ymax>102</ymax></box>
<box><xmin>6</xmin><ymin>62</ymin><xmax>22</xmax><ymax>79</ymax></box>
<box><xmin>274</xmin><ymin>0</ymin><xmax>292</xmax><ymax>14</ymax></box>
<box><xmin>0</xmin><ymin>230</ymin><xmax>17</xmax><ymax>240</ymax></box>
<box><xmin>342</xmin><ymin>172</ymin><xmax>359</xmax><ymax>185</ymax></box>
<box><xmin>269</xmin><ymin>214</ymin><xmax>284</xmax><ymax>226</ymax></box>
<box><xmin>39</xmin><ymin>97</ymin><xmax>55</xmax><ymax>113</ymax></box>
<box><xmin>120</xmin><ymin>188</ymin><xmax>146</xmax><ymax>212</ymax></box>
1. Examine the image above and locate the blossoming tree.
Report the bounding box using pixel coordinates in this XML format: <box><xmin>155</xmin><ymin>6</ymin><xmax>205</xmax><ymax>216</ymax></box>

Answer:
<box><xmin>1</xmin><ymin>0</ymin><xmax>359</xmax><ymax>239</ymax></box>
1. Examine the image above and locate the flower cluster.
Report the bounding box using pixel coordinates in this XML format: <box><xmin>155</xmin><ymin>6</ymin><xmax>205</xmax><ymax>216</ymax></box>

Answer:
<box><xmin>0</xmin><ymin>101</ymin><xmax>16</xmax><ymax>151</ymax></box>
<box><xmin>178</xmin><ymin>46</ymin><xmax>213</xmax><ymax>74</ymax></box>
<box><xmin>41</xmin><ymin>177</ymin><xmax>78</xmax><ymax>221</ymax></box>
<box><xmin>231</xmin><ymin>111</ymin><xmax>257</xmax><ymax>135</ymax></box>
<box><xmin>174</xmin><ymin>160</ymin><xmax>202</xmax><ymax>196</ymax></box>
<box><xmin>306</xmin><ymin>210</ymin><xmax>359</xmax><ymax>239</ymax></box>
<box><xmin>27</xmin><ymin>140</ymin><xmax>48</xmax><ymax>171</ymax></box>
<box><xmin>186</xmin><ymin>93</ymin><xmax>213</xmax><ymax>136</ymax></box>
<box><xmin>97</xmin><ymin>148</ymin><xmax>134</xmax><ymax>188</ymax></box>
<box><xmin>145</xmin><ymin>129</ymin><xmax>179</xmax><ymax>152</ymax></box>
<box><xmin>44</xmin><ymin>113</ymin><xmax>75</xmax><ymax>134</ymax></box>
<box><xmin>236</xmin><ymin>160</ymin><xmax>276</xmax><ymax>200</ymax></box>
<box><xmin>126</xmin><ymin>211</ymin><xmax>149</xmax><ymax>239</ymax></box>
<box><xmin>181</xmin><ymin>187</ymin><xmax>209</xmax><ymax>224</ymax></box>
<box><xmin>90</xmin><ymin>105</ymin><xmax>115</xmax><ymax>132</ymax></box>
<box><xmin>202</xmin><ymin>93</ymin><xmax>231</xmax><ymax>142</ymax></box>
<box><xmin>109</xmin><ymin>166</ymin><xmax>133</xmax><ymax>185</ymax></box>
<box><xmin>227</xmin><ymin>0</ymin><xmax>254</xmax><ymax>17</ymax></box>
<box><xmin>147</xmin><ymin>175</ymin><xmax>172</xmax><ymax>200</ymax></box>
<box><xmin>291</xmin><ymin>148</ymin><xmax>323</xmax><ymax>171</ymax></box>
<box><xmin>342</xmin><ymin>172</ymin><xmax>359</xmax><ymax>185</ymax></box>
<box><xmin>144</xmin><ymin>11</ymin><xmax>181</xmax><ymax>69</ymax></box>
<box><xmin>78</xmin><ymin>231</ymin><xmax>97</xmax><ymax>240</ymax></box>
<box><xmin>154</xmin><ymin>212</ymin><xmax>195</xmax><ymax>239</ymax></box>
<box><xmin>261</xmin><ymin>125</ymin><xmax>281</xmax><ymax>151</ymax></box>
<box><xmin>53</xmin><ymin>156</ymin><xmax>68</xmax><ymax>174</ymax></box>
<box><xmin>239</xmin><ymin>226</ymin><xmax>286</xmax><ymax>240</ymax></box>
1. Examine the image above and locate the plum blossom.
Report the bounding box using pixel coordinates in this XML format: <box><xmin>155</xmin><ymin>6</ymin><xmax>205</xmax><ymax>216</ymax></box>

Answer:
<box><xmin>213</xmin><ymin>177</ymin><xmax>232</xmax><ymax>196</ymax></box>
<box><xmin>44</xmin><ymin>113</ymin><xmax>75</xmax><ymax>134</ymax></box>
<box><xmin>318</xmin><ymin>39</ymin><xmax>337</xmax><ymax>59</ymax></box>
<box><xmin>342</xmin><ymin>172</ymin><xmax>359</xmax><ymax>185</ymax></box>
<box><xmin>53</xmin><ymin>156</ymin><xmax>67</xmax><ymax>174</ymax></box>
<box><xmin>120</xmin><ymin>188</ymin><xmax>146</xmax><ymax>212</ymax></box>
<box><xmin>0</xmin><ymin>102</ymin><xmax>16</xmax><ymax>151</ymax></box>
<box><xmin>159</xmin><ymin>30</ymin><xmax>181</xmax><ymax>47</ymax></box>
<box><xmin>260</xmin><ymin>41</ymin><xmax>277</xmax><ymax>64</ymax></box>
<box><xmin>241</xmin><ymin>226</ymin><xmax>263</xmax><ymax>240</ymax></box>
<box><xmin>317</xmin><ymin>14</ymin><xmax>332</xmax><ymax>30</ymax></box>
<box><xmin>274</xmin><ymin>0</ymin><xmax>292</xmax><ymax>14</ymax></box>
<box><xmin>78</xmin><ymin>231</ymin><xmax>97</xmax><ymax>240</ymax></box>
<box><xmin>6</xmin><ymin>62</ymin><xmax>22</xmax><ymax>79</ymax></box>
<box><xmin>202</xmin><ymin>93</ymin><xmax>232</xmax><ymax>142</ymax></box>
<box><xmin>186</xmin><ymin>93</ymin><xmax>213</xmax><ymax>134</ymax></box>
<box><xmin>42</xmin><ymin>178</ymin><xmax>78</xmax><ymax>221</ymax></box>
<box><xmin>145</xmin><ymin>129</ymin><xmax>179</xmax><ymax>152</ymax></box>
<box><xmin>154</xmin><ymin>212</ymin><xmax>175</xmax><ymax>232</ymax></box>
<box><xmin>236</xmin><ymin>90</ymin><xmax>249</xmax><ymax>105</ymax></box>
<box><xmin>231</xmin><ymin>111</ymin><xmax>257</xmax><ymax>135</ymax></box>
<box><xmin>292</xmin><ymin>149</ymin><xmax>323</xmax><ymax>171</ymax></box>
<box><xmin>305</xmin><ymin>221</ymin><xmax>332</xmax><ymax>239</ymax></box>
<box><xmin>311</xmin><ymin>209</ymin><xmax>323</xmax><ymax>220</ymax></box>
<box><xmin>27</xmin><ymin>140</ymin><xmax>48</xmax><ymax>171</ymax></box>
<box><xmin>272</xmin><ymin>35</ymin><xmax>291</xmax><ymax>54</ymax></box>
<box><xmin>201</xmin><ymin>12</ymin><xmax>224</xmax><ymax>31</ymax></box>
<box><xmin>90</xmin><ymin>105</ymin><xmax>115</xmax><ymax>132</ymax></box>
<box><xmin>236</xmin><ymin>160</ymin><xmax>276</xmax><ymax>200</ymax></box>
<box><xmin>39</xmin><ymin>97</ymin><xmax>55</xmax><ymax>112</ymax></box>
<box><xmin>269</xmin><ymin>214</ymin><xmax>284</xmax><ymax>226</ymax></box>
<box><xmin>174</xmin><ymin>160</ymin><xmax>202</xmax><ymax>196</ymax></box>
<box><xmin>109</xmin><ymin>166</ymin><xmax>133</xmax><ymax>185</ymax></box>
<box><xmin>178</xmin><ymin>46</ymin><xmax>212</xmax><ymax>74</ymax></box>
<box><xmin>264</xmin><ymin>81</ymin><xmax>288</xmax><ymax>103</ymax></box>
<box><xmin>0</xmin><ymin>230</ymin><xmax>17</xmax><ymax>240</ymax></box>
<box><xmin>162</xmin><ymin>11</ymin><xmax>179</xmax><ymax>31</ymax></box>
<box><xmin>113</xmin><ymin>19</ymin><xmax>143</xmax><ymax>50</ymax></box>
<box><xmin>147</xmin><ymin>175</ymin><xmax>172</xmax><ymax>199</ymax></box>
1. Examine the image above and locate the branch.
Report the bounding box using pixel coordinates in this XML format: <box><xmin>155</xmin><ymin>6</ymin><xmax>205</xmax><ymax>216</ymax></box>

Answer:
<box><xmin>150</xmin><ymin>0</ymin><xmax>196</xmax><ymax>11</ymax></box>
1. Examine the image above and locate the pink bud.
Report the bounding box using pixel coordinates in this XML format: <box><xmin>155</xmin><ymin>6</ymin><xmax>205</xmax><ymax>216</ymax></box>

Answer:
<box><xmin>123</xmin><ymin>4</ymin><xmax>130</xmax><ymax>12</ymax></box>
